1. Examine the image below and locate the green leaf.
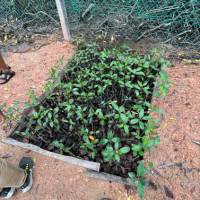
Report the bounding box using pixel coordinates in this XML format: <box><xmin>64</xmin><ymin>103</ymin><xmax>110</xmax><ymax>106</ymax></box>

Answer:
<box><xmin>135</xmin><ymin>71</ymin><xmax>145</xmax><ymax>76</ymax></box>
<box><xmin>100</xmin><ymin>119</ymin><xmax>105</xmax><ymax>125</ymax></box>
<box><xmin>139</xmin><ymin>109</ymin><xmax>144</xmax><ymax>118</ymax></box>
<box><xmin>137</xmin><ymin>179</ymin><xmax>145</xmax><ymax>198</ymax></box>
<box><xmin>107</xmin><ymin>131</ymin><xmax>113</xmax><ymax>140</ymax></box>
<box><xmin>147</xmin><ymin>162</ymin><xmax>154</xmax><ymax>170</ymax></box>
<box><xmin>91</xmin><ymin>151</ymin><xmax>96</xmax><ymax>159</ymax></box>
<box><xmin>50</xmin><ymin>140</ymin><xmax>67</xmax><ymax>154</ymax></box>
<box><xmin>119</xmin><ymin>106</ymin><xmax>125</xmax><ymax>113</ymax></box>
<box><xmin>135</xmin><ymin>90</ymin><xmax>140</xmax><ymax>96</ymax></box>
<box><xmin>137</xmin><ymin>162</ymin><xmax>145</xmax><ymax>177</ymax></box>
<box><xmin>114</xmin><ymin>154</ymin><xmax>120</xmax><ymax>162</ymax></box>
<box><xmin>33</xmin><ymin>111</ymin><xmax>38</xmax><ymax>119</ymax></box>
<box><xmin>143</xmin><ymin>62</ymin><xmax>149</xmax><ymax>68</ymax></box>
<box><xmin>124</xmin><ymin>125</ymin><xmax>129</xmax><ymax>134</ymax></box>
<box><xmin>132</xmin><ymin>144</ymin><xmax>142</xmax><ymax>153</ymax></box>
<box><xmin>100</xmin><ymin>138</ymin><xmax>108</xmax><ymax>145</ymax></box>
<box><xmin>51</xmin><ymin>140</ymin><xmax>61</xmax><ymax>148</ymax></box>
<box><xmin>128</xmin><ymin>172</ymin><xmax>135</xmax><ymax>186</ymax></box>
<box><xmin>114</xmin><ymin>141</ymin><xmax>120</xmax><ymax>150</ymax></box>
<box><xmin>143</xmin><ymin>137</ymin><xmax>160</xmax><ymax>150</ymax></box>
<box><xmin>139</xmin><ymin>121</ymin><xmax>145</xmax><ymax>130</ymax></box>
<box><xmin>96</xmin><ymin>109</ymin><xmax>104</xmax><ymax>119</ymax></box>
<box><xmin>111</xmin><ymin>101</ymin><xmax>119</xmax><ymax>112</ymax></box>
<box><xmin>119</xmin><ymin>146</ymin><xmax>130</xmax><ymax>154</ymax></box>
<box><xmin>142</xmin><ymin>115</ymin><xmax>149</xmax><ymax>120</ymax></box>
<box><xmin>63</xmin><ymin>147</ymin><xmax>71</xmax><ymax>153</ymax></box>
<box><xmin>120</xmin><ymin>114</ymin><xmax>128</xmax><ymax>124</ymax></box>
<box><xmin>50</xmin><ymin>121</ymin><xmax>54</xmax><ymax>128</ymax></box>
<box><xmin>37</xmin><ymin>119</ymin><xmax>41</xmax><ymax>125</ymax></box>
<box><xmin>83</xmin><ymin>135</ymin><xmax>90</xmax><ymax>143</ymax></box>
<box><xmin>102</xmin><ymin>146</ymin><xmax>114</xmax><ymax>162</ymax></box>
<box><xmin>48</xmin><ymin>112</ymin><xmax>52</xmax><ymax>119</ymax></box>
<box><xmin>112</xmin><ymin>137</ymin><xmax>120</xmax><ymax>143</ymax></box>
<box><xmin>54</xmin><ymin>107</ymin><xmax>59</xmax><ymax>113</ymax></box>
<box><xmin>130</xmin><ymin>118</ymin><xmax>139</xmax><ymax>124</ymax></box>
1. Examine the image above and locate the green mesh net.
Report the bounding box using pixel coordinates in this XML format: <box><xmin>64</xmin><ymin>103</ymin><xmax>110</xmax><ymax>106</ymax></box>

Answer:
<box><xmin>0</xmin><ymin>0</ymin><xmax>200</xmax><ymax>50</ymax></box>
<box><xmin>65</xmin><ymin>0</ymin><xmax>200</xmax><ymax>49</ymax></box>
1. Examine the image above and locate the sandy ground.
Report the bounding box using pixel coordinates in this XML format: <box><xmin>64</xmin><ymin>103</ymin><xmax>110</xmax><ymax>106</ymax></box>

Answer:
<box><xmin>0</xmin><ymin>41</ymin><xmax>199</xmax><ymax>200</ymax></box>
<box><xmin>143</xmin><ymin>64</ymin><xmax>200</xmax><ymax>200</ymax></box>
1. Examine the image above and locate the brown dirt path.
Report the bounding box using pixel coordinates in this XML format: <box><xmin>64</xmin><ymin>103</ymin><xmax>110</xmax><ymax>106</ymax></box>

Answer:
<box><xmin>0</xmin><ymin>42</ymin><xmax>128</xmax><ymax>200</ymax></box>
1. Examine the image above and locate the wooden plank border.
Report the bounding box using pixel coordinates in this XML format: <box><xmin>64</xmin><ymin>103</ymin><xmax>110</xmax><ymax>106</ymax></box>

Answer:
<box><xmin>3</xmin><ymin>138</ymin><xmax>100</xmax><ymax>172</ymax></box>
<box><xmin>85</xmin><ymin>170</ymin><xmax>131</xmax><ymax>185</ymax></box>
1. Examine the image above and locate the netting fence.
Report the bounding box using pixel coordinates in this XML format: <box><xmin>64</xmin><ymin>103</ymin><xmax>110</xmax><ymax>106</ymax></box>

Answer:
<box><xmin>0</xmin><ymin>0</ymin><xmax>200</xmax><ymax>51</ymax></box>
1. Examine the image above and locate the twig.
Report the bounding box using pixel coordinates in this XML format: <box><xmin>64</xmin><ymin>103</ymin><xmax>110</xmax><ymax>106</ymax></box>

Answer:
<box><xmin>34</xmin><ymin>33</ymin><xmax>49</xmax><ymax>37</ymax></box>
<box><xmin>81</xmin><ymin>3</ymin><xmax>95</xmax><ymax>19</ymax></box>
<box><xmin>126</xmin><ymin>0</ymin><xmax>139</xmax><ymax>19</ymax></box>
<box><xmin>136</xmin><ymin>23</ymin><xmax>171</xmax><ymax>41</ymax></box>
<box><xmin>37</xmin><ymin>11</ymin><xmax>59</xmax><ymax>25</ymax></box>
<box><xmin>25</xmin><ymin>11</ymin><xmax>59</xmax><ymax>25</ymax></box>
<box><xmin>145</xmin><ymin>5</ymin><xmax>180</xmax><ymax>15</ymax></box>
<box><xmin>192</xmin><ymin>140</ymin><xmax>200</xmax><ymax>146</ymax></box>
<box><xmin>157</xmin><ymin>162</ymin><xmax>182</xmax><ymax>169</ymax></box>
<box><xmin>157</xmin><ymin>162</ymin><xmax>200</xmax><ymax>174</ymax></box>
<box><xmin>163</xmin><ymin>30</ymin><xmax>192</xmax><ymax>43</ymax></box>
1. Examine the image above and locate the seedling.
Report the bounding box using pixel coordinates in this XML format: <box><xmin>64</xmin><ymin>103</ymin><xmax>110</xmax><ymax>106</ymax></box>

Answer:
<box><xmin>9</xmin><ymin>43</ymin><xmax>170</xmax><ymax>199</ymax></box>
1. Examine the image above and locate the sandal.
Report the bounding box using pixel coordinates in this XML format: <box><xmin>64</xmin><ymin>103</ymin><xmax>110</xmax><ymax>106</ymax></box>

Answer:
<box><xmin>0</xmin><ymin>69</ymin><xmax>15</xmax><ymax>84</ymax></box>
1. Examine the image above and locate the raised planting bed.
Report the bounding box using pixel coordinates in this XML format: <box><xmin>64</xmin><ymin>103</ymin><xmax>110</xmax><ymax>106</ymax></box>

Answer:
<box><xmin>5</xmin><ymin>44</ymin><xmax>170</xmax><ymax>197</ymax></box>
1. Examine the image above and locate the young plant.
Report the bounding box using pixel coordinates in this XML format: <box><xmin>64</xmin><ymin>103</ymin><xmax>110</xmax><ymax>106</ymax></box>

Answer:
<box><xmin>102</xmin><ymin>133</ymin><xmax>130</xmax><ymax>162</ymax></box>
<box><xmin>0</xmin><ymin>101</ymin><xmax>21</xmax><ymax>129</ymax></box>
<box><xmin>102</xmin><ymin>144</ymin><xmax>130</xmax><ymax>162</ymax></box>
<box><xmin>80</xmin><ymin>135</ymin><xmax>99</xmax><ymax>159</ymax></box>
<box><xmin>50</xmin><ymin>140</ymin><xmax>73</xmax><ymax>155</ymax></box>
<box><xmin>128</xmin><ymin>162</ymin><xmax>153</xmax><ymax>198</ymax></box>
<box><xmin>132</xmin><ymin>136</ymin><xmax>160</xmax><ymax>156</ymax></box>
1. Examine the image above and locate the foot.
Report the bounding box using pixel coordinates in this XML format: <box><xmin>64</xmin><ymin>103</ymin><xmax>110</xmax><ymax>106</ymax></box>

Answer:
<box><xmin>0</xmin><ymin>188</ymin><xmax>15</xmax><ymax>199</ymax></box>
<box><xmin>0</xmin><ymin>69</ymin><xmax>15</xmax><ymax>84</ymax></box>
<box><xmin>19</xmin><ymin>157</ymin><xmax>34</xmax><ymax>193</ymax></box>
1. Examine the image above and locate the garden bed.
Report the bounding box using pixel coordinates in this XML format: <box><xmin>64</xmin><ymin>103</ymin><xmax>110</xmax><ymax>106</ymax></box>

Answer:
<box><xmin>7</xmin><ymin>44</ymin><xmax>170</xmax><ymax>189</ymax></box>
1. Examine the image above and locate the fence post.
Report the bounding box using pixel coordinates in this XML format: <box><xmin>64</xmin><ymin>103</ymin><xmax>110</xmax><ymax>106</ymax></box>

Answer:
<box><xmin>55</xmin><ymin>0</ymin><xmax>71</xmax><ymax>41</ymax></box>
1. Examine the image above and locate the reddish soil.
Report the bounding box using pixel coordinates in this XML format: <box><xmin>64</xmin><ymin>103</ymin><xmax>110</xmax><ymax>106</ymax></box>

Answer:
<box><xmin>143</xmin><ymin>63</ymin><xmax>200</xmax><ymax>200</ymax></box>
<box><xmin>0</xmin><ymin>41</ymin><xmax>74</xmax><ymax>106</ymax></box>
<box><xmin>0</xmin><ymin>41</ymin><xmax>199</xmax><ymax>200</ymax></box>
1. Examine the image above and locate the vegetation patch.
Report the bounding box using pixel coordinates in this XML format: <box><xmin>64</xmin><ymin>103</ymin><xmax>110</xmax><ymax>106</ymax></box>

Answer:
<box><xmin>11</xmin><ymin>44</ymin><xmax>170</xmax><ymax>197</ymax></box>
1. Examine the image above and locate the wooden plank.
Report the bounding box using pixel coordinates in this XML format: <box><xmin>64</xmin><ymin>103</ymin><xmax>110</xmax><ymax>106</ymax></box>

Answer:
<box><xmin>55</xmin><ymin>0</ymin><xmax>71</xmax><ymax>41</ymax></box>
<box><xmin>85</xmin><ymin>171</ymin><xmax>157</xmax><ymax>190</ymax></box>
<box><xmin>3</xmin><ymin>138</ymin><xmax>100</xmax><ymax>172</ymax></box>
<box><xmin>85</xmin><ymin>170</ymin><xmax>131</xmax><ymax>185</ymax></box>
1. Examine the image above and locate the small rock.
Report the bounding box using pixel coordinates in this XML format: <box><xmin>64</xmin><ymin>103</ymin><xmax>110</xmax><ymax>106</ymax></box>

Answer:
<box><xmin>172</xmin><ymin>133</ymin><xmax>185</xmax><ymax>142</ymax></box>
<box><xmin>148</xmin><ymin>180</ymin><xmax>158</xmax><ymax>190</ymax></box>
<box><xmin>163</xmin><ymin>185</ymin><xmax>174</xmax><ymax>199</ymax></box>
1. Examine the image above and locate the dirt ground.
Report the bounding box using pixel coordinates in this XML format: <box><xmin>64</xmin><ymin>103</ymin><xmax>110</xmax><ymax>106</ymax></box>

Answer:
<box><xmin>143</xmin><ymin>64</ymin><xmax>200</xmax><ymax>200</ymax></box>
<box><xmin>0</xmin><ymin>41</ymin><xmax>200</xmax><ymax>200</ymax></box>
